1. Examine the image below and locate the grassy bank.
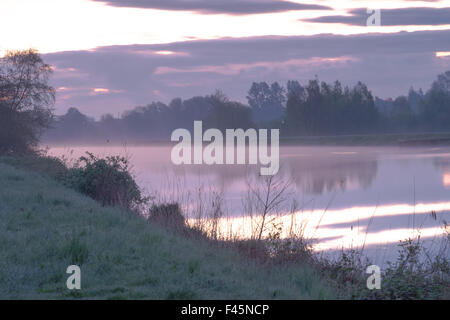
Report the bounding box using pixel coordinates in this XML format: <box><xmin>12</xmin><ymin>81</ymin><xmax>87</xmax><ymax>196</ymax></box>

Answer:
<box><xmin>0</xmin><ymin>160</ymin><xmax>335</xmax><ymax>299</ymax></box>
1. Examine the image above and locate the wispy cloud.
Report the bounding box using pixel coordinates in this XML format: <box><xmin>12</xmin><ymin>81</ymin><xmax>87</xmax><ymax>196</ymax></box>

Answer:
<box><xmin>154</xmin><ymin>57</ymin><xmax>356</xmax><ymax>75</ymax></box>
<box><xmin>92</xmin><ymin>0</ymin><xmax>330</xmax><ymax>15</ymax></box>
<box><xmin>303</xmin><ymin>7</ymin><xmax>450</xmax><ymax>26</ymax></box>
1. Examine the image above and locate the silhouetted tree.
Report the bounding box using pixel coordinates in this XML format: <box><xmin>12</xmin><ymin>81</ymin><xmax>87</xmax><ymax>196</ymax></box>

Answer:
<box><xmin>247</xmin><ymin>81</ymin><xmax>285</xmax><ymax>124</ymax></box>
<box><xmin>0</xmin><ymin>49</ymin><xmax>55</xmax><ymax>154</ymax></box>
<box><xmin>389</xmin><ymin>96</ymin><xmax>415</xmax><ymax>131</ymax></box>
<box><xmin>407</xmin><ymin>87</ymin><xmax>424</xmax><ymax>114</ymax></box>
<box><xmin>45</xmin><ymin>107</ymin><xmax>98</xmax><ymax>143</ymax></box>
<box><xmin>285</xmin><ymin>78</ymin><xmax>379</xmax><ymax>135</ymax></box>
<box><xmin>204</xmin><ymin>91</ymin><xmax>253</xmax><ymax>131</ymax></box>
<box><xmin>420</xmin><ymin>71</ymin><xmax>450</xmax><ymax>130</ymax></box>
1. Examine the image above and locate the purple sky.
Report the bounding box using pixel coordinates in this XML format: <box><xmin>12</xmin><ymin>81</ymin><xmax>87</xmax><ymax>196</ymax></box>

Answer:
<box><xmin>2</xmin><ymin>0</ymin><xmax>450</xmax><ymax>118</ymax></box>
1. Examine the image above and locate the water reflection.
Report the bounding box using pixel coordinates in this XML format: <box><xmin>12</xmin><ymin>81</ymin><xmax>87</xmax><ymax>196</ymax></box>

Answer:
<box><xmin>282</xmin><ymin>148</ymin><xmax>378</xmax><ymax>195</ymax></box>
<box><xmin>433</xmin><ymin>156</ymin><xmax>450</xmax><ymax>188</ymax></box>
<box><xmin>137</xmin><ymin>145</ymin><xmax>380</xmax><ymax>196</ymax></box>
<box><xmin>190</xmin><ymin>201</ymin><xmax>449</xmax><ymax>264</ymax></box>
<box><xmin>47</xmin><ymin>144</ymin><xmax>450</xmax><ymax>262</ymax></box>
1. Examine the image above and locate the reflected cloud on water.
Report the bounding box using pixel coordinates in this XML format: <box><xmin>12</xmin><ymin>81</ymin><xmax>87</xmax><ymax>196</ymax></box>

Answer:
<box><xmin>47</xmin><ymin>145</ymin><xmax>450</xmax><ymax>261</ymax></box>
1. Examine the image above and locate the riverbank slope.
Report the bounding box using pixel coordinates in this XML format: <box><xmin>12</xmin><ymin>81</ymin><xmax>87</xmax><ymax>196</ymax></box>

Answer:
<box><xmin>0</xmin><ymin>161</ymin><xmax>334</xmax><ymax>299</ymax></box>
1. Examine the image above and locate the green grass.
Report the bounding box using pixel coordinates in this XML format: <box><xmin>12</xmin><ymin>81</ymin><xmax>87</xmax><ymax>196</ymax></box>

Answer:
<box><xmin>0</xmin><ymin>161</ymin><xmax>335</xmax><ymax>299</ymax></box>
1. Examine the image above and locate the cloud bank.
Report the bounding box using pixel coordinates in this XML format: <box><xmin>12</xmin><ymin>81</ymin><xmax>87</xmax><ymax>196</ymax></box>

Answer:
<box><xmin>45</xmin><ymin>30</ymin><xmax>450</xmax><ymax>117</ymax></box>
<box><xmin>92</xmin><ymin>0</ymin><xmax>330</xmax><ymax>15</ymax></box>
<box><xmin>303</xmin><ymin>7</ymin><xmax>450</xmax><ymax>26</ymax></box>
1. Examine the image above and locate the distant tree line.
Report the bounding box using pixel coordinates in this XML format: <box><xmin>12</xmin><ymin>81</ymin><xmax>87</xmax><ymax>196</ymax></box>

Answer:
<box><xmin>44</xmin><ymin>91</ymin><xmax>253</xmax><ymax>144</ymax></box>
<box><xmin>43</xmin><ymin>70</ymin><xmax>450</xmax><ymax>144</ymax></box>
<box><xmin>2</xmin><ymin>49</ymin><xmax>450</xmax><ymax>150</ymax></box>
<box><xmin>284</xmin><ymin>79</ymin><xmax>379</xmax><ymax>135</ymax></box>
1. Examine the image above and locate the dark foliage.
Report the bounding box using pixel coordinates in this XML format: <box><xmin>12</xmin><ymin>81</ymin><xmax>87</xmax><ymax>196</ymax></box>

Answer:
<box><xmin>0</xmin><ymin>49</ymin><xmax>55</xmax><ymax>154</ymax></box>
<box><xmin>63</xmin><ymin>152</ymin><xmax>146</xmax><ymax>210</ymax></box>
<box><xmin>285</xmin><ymin>79</ymin><xmax>380</xmax><ymax>135</ymax></box>
<box><xmin>43</xmin><ymin>71</ymin><xmax>450</xmax><ymax>143</ymax></box>
<box><xmin>147</xmin><ymin>203</ymin><xmax>185</xmax><ymax>231</ymax></box>
<box><xmin>44</xmin><ymin>91</ymin><xmax>254</xmax><ymax>144</ymax></box>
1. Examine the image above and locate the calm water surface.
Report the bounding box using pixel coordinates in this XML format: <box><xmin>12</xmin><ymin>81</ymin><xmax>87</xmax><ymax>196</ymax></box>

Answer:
<box><xmin>48</xmin><ymin>145</ymin><xmax>450</xmax><ymax>265</ymax></box>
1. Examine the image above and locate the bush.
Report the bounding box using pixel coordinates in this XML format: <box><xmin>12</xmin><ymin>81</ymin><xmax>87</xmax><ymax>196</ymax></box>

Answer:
<box><xmin>365</xmin><ymin>237</ymin><xmax>450</xmax><ymax>300</ymax></box>
<box><xmin>147</xmin><ymin>203</ymin><xmax>185</xmax><ymax>231</ymax></box>
<box><xmin>317</xmin><ymin>233</ymin><xmax>450</xmax><ymax>300</ymax></box>
<box><xmin>63</xmin><ymin>152</ymin><xmax>145</xmax><ymax>210</ymax></box>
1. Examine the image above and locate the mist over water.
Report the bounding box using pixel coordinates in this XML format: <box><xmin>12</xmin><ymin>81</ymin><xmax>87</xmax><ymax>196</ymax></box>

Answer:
<box><xmin>47</xmin><ymin>144</ymin><xmax>450</xmax><ymax>265</ymax></box>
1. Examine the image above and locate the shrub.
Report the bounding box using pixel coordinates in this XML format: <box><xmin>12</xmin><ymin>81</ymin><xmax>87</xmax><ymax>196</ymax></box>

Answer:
<box><xmin>317</xmin><ymin>232</ymin><xmax>450</xmax><ymax>300</ymax></box>
<box><xmin>63</xmin><ymin>152</ymin><xmax>145</xmax><ymax>210</ymax></box>
<box><xmin>365</xmin><ymin>236</ymin><xmax>450</xmax><ymax>300</ymax></box>
<box><xmin>147</xmin><ymin>203</ymin><xmax>185</xmax><ymax>231</ymax></box>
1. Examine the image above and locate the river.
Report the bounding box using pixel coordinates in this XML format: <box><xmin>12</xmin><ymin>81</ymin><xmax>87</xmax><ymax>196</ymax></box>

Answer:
<box><xmin>47</xmin><ymin>144</ymin><xmax>450</xmax><ymax>265</ymax></box>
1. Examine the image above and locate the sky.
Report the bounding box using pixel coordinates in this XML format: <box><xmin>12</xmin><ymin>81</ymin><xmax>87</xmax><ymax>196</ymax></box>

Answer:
<box><xmin>1</xmin><ymin>0</ymin><xmax>450</xmax><ymax>118</ymax></box>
